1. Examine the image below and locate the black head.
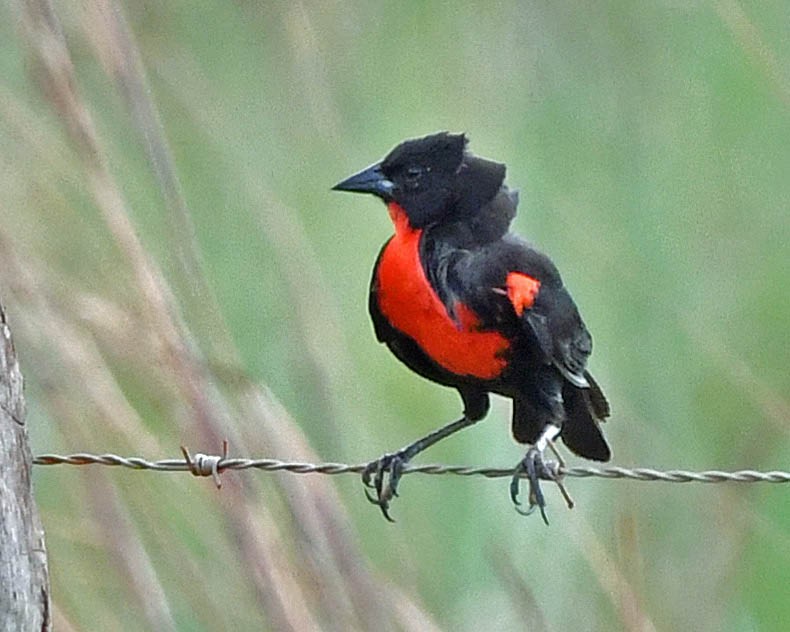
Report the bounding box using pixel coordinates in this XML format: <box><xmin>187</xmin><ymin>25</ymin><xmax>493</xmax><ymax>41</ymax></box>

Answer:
<box><xmin>333</xmin><ymin>132</ymin><xmax>507</xmax><ymax>229</ymax></box>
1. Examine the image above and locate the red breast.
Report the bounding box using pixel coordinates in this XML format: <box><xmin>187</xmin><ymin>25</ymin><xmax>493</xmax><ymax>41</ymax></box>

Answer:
<box><xmin>376</xmin><ymin>203</ymin><xmax>510</xmax><ymax>380</ymax></box>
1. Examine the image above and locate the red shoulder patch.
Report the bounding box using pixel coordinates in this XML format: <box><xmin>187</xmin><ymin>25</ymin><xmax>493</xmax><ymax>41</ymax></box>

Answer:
<box><xmin>506</xmin><ymin>272</ymin><xmax>541</xmax><ymax>316</ymax></box>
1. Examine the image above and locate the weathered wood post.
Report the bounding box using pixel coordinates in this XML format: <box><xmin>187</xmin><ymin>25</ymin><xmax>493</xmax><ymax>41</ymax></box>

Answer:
<box><xmin>0</xmin><ymin>300</ymin><xmax>51</xmax><ymax>630</ymax></box>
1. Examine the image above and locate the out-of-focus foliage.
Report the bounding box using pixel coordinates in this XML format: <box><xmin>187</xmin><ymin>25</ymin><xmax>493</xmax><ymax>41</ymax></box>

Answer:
<box><xmin>1</xmin><ymin>1</ymin><xmax>787</xmax><ymax>630</ymax></box>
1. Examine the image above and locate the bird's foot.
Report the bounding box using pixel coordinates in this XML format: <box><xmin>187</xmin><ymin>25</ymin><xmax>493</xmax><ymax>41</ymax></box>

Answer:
<box><xmin>510</xmin><ymin>447</ymin><xmax>561</xmax><ymax>525</ymax></box>
<box><xmin>362</xmin><ymin>451</ymin><xmax>409</xmax><ymax>522</ymax></box>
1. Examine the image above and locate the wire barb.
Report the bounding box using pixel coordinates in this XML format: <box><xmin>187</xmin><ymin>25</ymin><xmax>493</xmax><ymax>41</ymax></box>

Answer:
<box><xmin>180</xmin><ymin>440</ymin><xmax>229</xmax><ymax>488</ymax></box>
<box><xmin>31</xmin><ymin>451</ymin><xmax>790</xmax><ymax>485</ymax></box>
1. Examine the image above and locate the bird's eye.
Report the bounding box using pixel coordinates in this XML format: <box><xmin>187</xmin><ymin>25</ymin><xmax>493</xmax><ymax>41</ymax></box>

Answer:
<box><xmin>403</xmin><ymin>166</ymin><xmax>425</xmax><ymax>187</ymax></box>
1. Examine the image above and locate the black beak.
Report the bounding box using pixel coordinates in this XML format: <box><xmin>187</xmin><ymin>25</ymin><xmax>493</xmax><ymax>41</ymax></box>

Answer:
<box><xmin>332</xmin><ymin>162</ymin><xmax>394</xmax><ymax>199</ymax></box>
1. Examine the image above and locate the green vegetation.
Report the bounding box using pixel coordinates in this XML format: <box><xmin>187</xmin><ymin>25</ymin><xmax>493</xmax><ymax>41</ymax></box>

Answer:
<box><xmin>1</xmin><ymin>2</ymin><xmax>787</xmax><ymax>630</ymax></box>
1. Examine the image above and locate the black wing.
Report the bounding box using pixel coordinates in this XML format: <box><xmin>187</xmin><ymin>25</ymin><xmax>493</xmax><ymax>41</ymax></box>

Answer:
<box><xmin>433</xmin><ymin>231</ymin><xmax>593</xmax><ymax>387</ymax></box>
<box><xmin>522</xmin><ymin>286</ymin><xmax>592</xmax><ymax>388</ymax></box>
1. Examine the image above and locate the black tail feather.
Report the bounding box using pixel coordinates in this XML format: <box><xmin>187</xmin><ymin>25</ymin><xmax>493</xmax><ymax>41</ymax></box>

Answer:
<box><xmin>584</xmin><ymin>371</ymin><xmax>611</xmax><ymax>419</ymax></box>
<box><xmin>560</xmin><ymin>372</ymin><xmax>611</xmax><ymax>461</ymax></box>
<box><xmin>511</xmin><ymin>370</ymin><xmax>611</xmax><ymax>461</ymax></box>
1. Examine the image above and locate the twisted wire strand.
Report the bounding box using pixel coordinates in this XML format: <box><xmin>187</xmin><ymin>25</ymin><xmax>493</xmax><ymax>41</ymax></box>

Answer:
<box><xmin>32</xmin><ymin>453</ymin><xmax>790</xmax><ymax>484</ymax></box>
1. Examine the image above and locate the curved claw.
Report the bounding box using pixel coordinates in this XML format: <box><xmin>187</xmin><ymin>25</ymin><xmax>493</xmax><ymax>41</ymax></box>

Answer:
<box><xmin>364</xmin><ymin>488</ymin><xmax>396</xmax><ymax>522</ymax></box>
<box><xmin>510</xmin><ymin>448</ymin><xmax>556</xmax><ymax>525</ymax></box>
<box><xmin>514</xmin><ymin>503</ymin><xmax>537</xmax><ymax>517</ymax></box>
<box><xmin>361</xmin><ymin>452</ymin><xmax>407</xmax><ymax>522</ymax></box>
<box><xmin>509</xmin><ymin>468</ymin><xmax>523</xmax><ymax>506</ymax></box>
<box><xmin>361</xmin><ymin>465</ymin><xmax>375</xmax><ymax>489</ymax></box>
<box><xmin>363</xmin><ymin>488</ymin><xmax>380</xmax><ymax>506</ymax></box>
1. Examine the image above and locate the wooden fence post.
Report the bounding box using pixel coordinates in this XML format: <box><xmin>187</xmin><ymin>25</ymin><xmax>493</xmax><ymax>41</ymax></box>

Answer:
<box><xmin>0</xmin><ymin>299</ymin><xmax>51</xmax><ymax>630</ymax></box>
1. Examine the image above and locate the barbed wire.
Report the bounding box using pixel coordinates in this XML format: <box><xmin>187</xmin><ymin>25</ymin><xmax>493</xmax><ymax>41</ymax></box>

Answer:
<box><xmin>32</xmin><ymin>450</ymin><xmax>790</xmax><ymax>489</ymax></box>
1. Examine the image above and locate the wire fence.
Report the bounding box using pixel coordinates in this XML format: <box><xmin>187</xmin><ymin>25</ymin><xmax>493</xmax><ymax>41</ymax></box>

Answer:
<box><xmin>33</xmin><ymin>449</ymin><xmax>790</xmax><ymax>489</ymax></box>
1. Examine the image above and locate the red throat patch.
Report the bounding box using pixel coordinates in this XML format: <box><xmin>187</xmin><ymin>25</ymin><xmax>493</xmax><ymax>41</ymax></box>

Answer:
<box><xmin>376</xmin><ymin>203</ymin><xmax>510</xmax><ymax>380</ymax></box>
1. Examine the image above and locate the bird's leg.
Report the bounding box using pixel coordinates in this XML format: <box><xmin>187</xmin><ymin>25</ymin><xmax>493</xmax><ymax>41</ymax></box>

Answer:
<box><xmin>363</xmin><ymin>415</ymin><xmax>476</xmax><ymax>522</ymax></box>
<box><xmin>510</xmin><ymin>423</ymin><xmax>562</xmax><ymax>524</ymax></box>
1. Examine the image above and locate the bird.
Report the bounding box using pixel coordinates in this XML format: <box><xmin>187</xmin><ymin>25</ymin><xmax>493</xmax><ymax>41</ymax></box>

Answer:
<box><xmin>333</xmin><ymin>132</ymin><xmax>610</xmax><ymax>523</ymax></box>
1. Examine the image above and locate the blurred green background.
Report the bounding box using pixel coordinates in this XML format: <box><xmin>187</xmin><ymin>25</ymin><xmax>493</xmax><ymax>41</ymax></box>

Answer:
<box><xmin>1</xmin><ymin>1</ymin><xmax>788</xmax><ymax>630</ymax></box>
